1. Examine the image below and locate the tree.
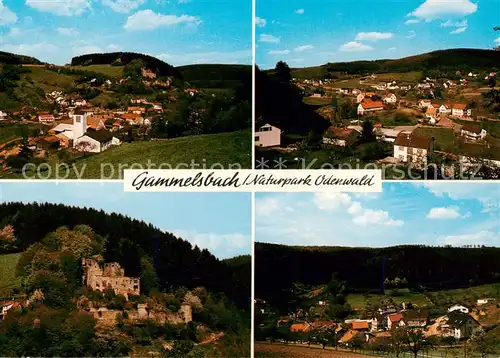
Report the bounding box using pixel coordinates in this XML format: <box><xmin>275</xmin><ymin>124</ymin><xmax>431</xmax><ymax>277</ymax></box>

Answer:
<box><xmin>325</xmin><ymin>273</ymin><xmax>351</xmax><ymax>320</ymax></box>
<box><xmin>123</xmin><ymin>59</ymin><xmax>147</xmax><ymax>80</ymax></box>
<box><xmin>274</xmin><ymin>61</ymin><xmax>292</xmax><ymax>83</ymax></box>
<box><xmin>361</xmin><ymin>119</ymin><xmax>375</xmax><ymax>143</ymax></box>
<box><xmin>399</xmin><ymin>328</ymin><xmax>434</xmax><ymax>358</ymax></box>
<box><xmin>494</xmin><ymin>26</ymin><xmax>500</xmax><ymax>51</ymax></box>
<box><xmin>140</xmin><ymin>256</ymin><xmax>159</xmax><ymax>295</ymax></box>
<box><xmin>75</xmin><ymin>140</ymin><xmax>97</xmax><ymax>156</ymax></box>
<box><xmin>471</xmin><ymin>331</ymin><xmax>498</xmax><ymax>358</ymax></box>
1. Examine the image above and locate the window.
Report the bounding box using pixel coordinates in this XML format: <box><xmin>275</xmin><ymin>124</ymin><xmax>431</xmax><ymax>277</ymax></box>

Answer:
<box><xmin>255</xmin><ymin>136</ymin><xmax>260</xmax><ymax>141</ymax></box>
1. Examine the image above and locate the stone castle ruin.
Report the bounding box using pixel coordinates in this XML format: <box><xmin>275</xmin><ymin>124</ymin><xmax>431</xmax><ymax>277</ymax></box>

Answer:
<box><xmin>82</xmin><ymin>258</ymin><xmax>140</xmax><ymax>298</ymax></box>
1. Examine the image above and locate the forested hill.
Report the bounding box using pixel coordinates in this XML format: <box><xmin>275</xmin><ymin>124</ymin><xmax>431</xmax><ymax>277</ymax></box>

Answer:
<box><xmin>287</xmin><ymin>48</ymin><xmax>500</xmax><ymax>78</ymax></box>
<box><xmin>178</xmin><ymin>64</ymin><xmax>252</xmax><ymax>94</ymax></box>
<box><xmin>0</xmin><ymin>51</ymin><xmax>43</xmax><ymax>65</ymax></box>
<box><xmin>0</xmin><ymin>202</ymin><xmax>250</xmax><ymax>308</ymax></box>
<box><xmin>71</xmin><ymin>52</ymin><xmax>180</xmax><ymax>78</ymax></box>
<box><xmin>256</xmin><ymin>243</ymin><xmax>500</xmax><ymax>303</ymax></box>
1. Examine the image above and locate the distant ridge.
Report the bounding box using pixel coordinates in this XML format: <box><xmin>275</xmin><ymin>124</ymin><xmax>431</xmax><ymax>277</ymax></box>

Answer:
<box><xmin>70</xmin><ymin>51</ymin><xmax>180</xmax><ymax>78</ymax></box>
<box><xmin>0</xmin><ymin>51</ymin><xmax>43</xmax><ymax>65</ymax></box>
<box><xmin>277</xmin><ymin>48</ymin><xmax>500</xmax><ymax>78</ymax></box>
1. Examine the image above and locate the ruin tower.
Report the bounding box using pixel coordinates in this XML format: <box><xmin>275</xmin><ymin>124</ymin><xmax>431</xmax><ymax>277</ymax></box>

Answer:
<box><xmin>180</xmin><ymin>304</ymin><xmax>193</xmax><ymax>323</ymax></box>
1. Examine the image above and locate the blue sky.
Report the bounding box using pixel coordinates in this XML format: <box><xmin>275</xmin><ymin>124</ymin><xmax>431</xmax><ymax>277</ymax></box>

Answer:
<box><xmin>0</xmin><ymin>0</ymin><xmax>251</xmax><ymax>66</ymax></box>
<box><xmin>0</xmin><ymin>182</ymin><xmax>251</xmax><ymax>259</ymax></box>
<box><xmin>256</xmin><ymin>182</ymin><xmax>500</xmax><ymax>247</ymax></box>
<box><xmin>256</xmin><ymin>0</ymin><xmax>500</xmax><ymax>69</ymax></box>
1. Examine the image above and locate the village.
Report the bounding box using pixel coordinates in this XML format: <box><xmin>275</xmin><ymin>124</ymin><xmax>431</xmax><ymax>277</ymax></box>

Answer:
<box><xmin>255</xmin><ymin>70</ymin><xmax>500</xmax><ymax>174</ymax></box>
<box><xmin>255</xmin><ymin>290</ymin><xmax>500</xmax><ymax>356</ymax></box>
<box><xmin>0</xmin><ymin>64</ymin><xmax>207</xmax><ymax>172</ymax></box>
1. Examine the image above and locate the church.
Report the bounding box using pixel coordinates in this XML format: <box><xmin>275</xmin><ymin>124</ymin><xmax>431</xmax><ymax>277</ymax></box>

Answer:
<box><xmin>51</xmin><ymin>112</ymin><xmax>121</xmax><ymax>153</ymax></box>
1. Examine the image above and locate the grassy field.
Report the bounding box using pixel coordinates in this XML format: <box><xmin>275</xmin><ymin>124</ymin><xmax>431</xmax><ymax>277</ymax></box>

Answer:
<box><xmin>5</xmin><ymin>130</ymin><xmax>251</xmax><ymax>179</ymax></box>
<box><xmin>69</xmin><ymin>65</ymin><xmax>124</xmax><ymax>77</ymax></box>
<box><xmin>256</xmin><ymin>343</ymin><xmax>372</xmax><ymax>358</ymax></box>
<box><xmin>372</xmin><ymin>72</ymin><xmax>422</xmax><ymax>82</ymax></box>
<box><xmin>348</xmin><ymin>289</ymin><xmax>429</xmax><ymax>310</ymax></box>
<box><xmin>290</xmin><ymin>66</ymin><xmax>329</xmax><ymax>80</ymax></box>
<box><xmin>0</xmin><ymin>124</ymin><xmax>24</xmax><ymax>145</ymax></box>
<box><xmin>20</xmin><ymin>67</ymin><xmax>76</xmax><ymax>91</ymax></box>
<box><xmin>303</xmin><ymin>97</ymin><xmax>332</xmax><ymax>105</ymax></box>
<box><xmin>413</xmin><ymin>127</ymin><xmax>457</xmax><ymax>152</ymax></box>
<box><xmin>0</xmin><ymin>253</ymin><xmax>21</xmax><ymax>297</ymax></box>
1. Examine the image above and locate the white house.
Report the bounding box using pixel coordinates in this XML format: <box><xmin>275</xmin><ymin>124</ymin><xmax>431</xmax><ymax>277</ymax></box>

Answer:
<box><xmin>356</xmin><ymin>93</ymin><xmax>365</xmax><ymax>103</ymax></box>
<box><xmin>438</xmin><ymin>104</ymin><xmax>452</xmax><ymax>115</ymax></box>
<box><xmin>477</xmin><ymin>299</ymin><xmax>491</xmax><ymax>306</ymax></box>
<box><xmin>451</xmin><ymin>104</ymin><xmax>471</xmax><ymax>117</ymax></box>
<box><xmin>255</xmin><ymin>124</ymin><xmax>281</xmax><ymax>148</ymax></box>
<box><xmin>0</xmin><ymin>111</ymin><xmax>8</xmax><ymax>121</ymax></box>
<box><xmin>383</xmin><ymin>93</ymin><xmax>397</xmax><ymax>104</ymax></box>
<box><xmin>461</xmin><ymin>124</ymin><xmax>487</xmax><ymax>141</ymax></box>
<box><xmin>446</xmin><ymin>312</ymin><xmax>481</xmax><ymax>340</ymax></box>
<box><xmin>394</xmin><ymin>131</ymin><xmax>434</xmax><ymax>165</ymax></box>
<box><xmin>38</xmin><ymin>114</ymin><xmax>55</xmax><ymax>123</ymax></box>
<box><xmin>418</xmin><ymin>100</ymin><xmax>432</xmax><ymax>109</ymax></box>
<box><xmin>387</xmin><ymin>313</ymin><xmax>404</xmax><ymax>330</ymax></box>
<box><xmin>448</xmin><ymin>304</ymin><xmax>469</xmax><ymax>314</ymax></box>
<box><xmin>357</xmin><ymin>100</ymin><xmax>384</xmax><ymax>115</ymax></box>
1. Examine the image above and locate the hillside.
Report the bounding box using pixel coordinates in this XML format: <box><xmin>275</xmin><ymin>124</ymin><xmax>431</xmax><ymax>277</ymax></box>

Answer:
<box><xmin>178</xmin><ymin>64</ymin><xmax>252</xmax><ymax>93</ymax></box>
<box><xmin>0</xmin><ymin>203</ymin><xmax>250</xmax><ymax>309</ymax></box>
<box><xmin>0</xmin><ymin>51</ymin><xmax>43</xmax><ymax>65</ymax></box>
<box><xmin>70</xmin><ymin>51</ymin><xmax>180</xmax><ymax>78</ymax></box>
<box><xmin>0</xmin><ymin>252</ymin><xmax>21</xmax><ymax>297</ymax></box>
<box><xmin>286</xmin><ymin>48</ymin><xmax>500</xmax><ymax>79</ymax></box>
<box><xmin>255</xmin><ymin>243</ymin><xmax>500</xmax><ymax>312</ymax></box>
<box><xmin>2</xmin><ymin>130</ymin><xmax>251</xmax><ymax>179</ymax></box>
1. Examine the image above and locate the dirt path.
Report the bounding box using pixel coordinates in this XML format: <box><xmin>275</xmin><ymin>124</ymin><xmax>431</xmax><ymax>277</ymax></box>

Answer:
<box><xmin>198</xmin><ymin>332</ymin><xmax>224</xmax><ymax>345</ymax></box>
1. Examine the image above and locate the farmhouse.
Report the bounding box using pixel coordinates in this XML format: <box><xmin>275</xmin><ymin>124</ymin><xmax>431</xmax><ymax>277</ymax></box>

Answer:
<box><xmin>387</xmin><ymin>313</ymin><xmax>404</xmax><ymax>330</ymax></box>
<box><xmin>461</xmin><ymin>124</ymin><xmax>487</xmax><ymax>141</ymax></box>
<box><xmin>451</xmin><ymin>103</ymin><xmax>471</xmax><ymax>117</ymax></box>
<box><xmin>323</xmin><ymin>127</ymin><xmax>360</xmax><ymax>147</ymax></box>
<box><xmin>38</xmin><ymin>113</ymin><xmax>55</xmax><ymax>123</ymax></box>
<box><xmin>418</xmin><ymin>100</ymin><xmax>432</xmax><ymax>109</ymax></box>
<box><xmin>82</xmin><ymin>258</ymin><xmax>140</xmax><ymax>298</ymax></box>
<box><xmin>438</xmin><ymin>104</ymin><xmax>452</xmax><ymax>115</ymax></box>
<box><xmin>393</xmin><ymin>131</ymin><xmax>434</xmax><ymax>165</ymax></box>
<box><xmin>402</xmin><ymin>309</ymin><xmax>429</xmax><ymax>327</ymax></box>
<box><xmin>445</xmin><ymin>312</ymin><xmax>481</xmax><ymax>340</ymax></box>
<box><xmin>383</xmin><ymin>93</ymin><xmax>397</xmax><ymax>104</ymax></box>
<box><xmin>357</xmin><ymin>99</ymin><xmax>384</xmax><ymax>115</ymax></box>
<box><xmin>255</xmin><ymin>123</ymin><xmax>281</xmax><ymax>148</ymax></box>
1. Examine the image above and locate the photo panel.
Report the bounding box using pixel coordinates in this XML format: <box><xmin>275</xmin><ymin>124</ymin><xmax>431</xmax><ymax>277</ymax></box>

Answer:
<box><xmin>254</xmin><ymin>183</ymin><xmax>500</xmax><ymax>357</ymax></box>
<box><xmin>254</xmin><ymin>0</ymin><xmax>500</xmax><ymax>180</ymax></box>
<box><xmin>0</xmin><ymin>0</ymin><xmax>252</xmax><ymax>180</ymax></box>
<box><xmin>0</xmin><ymin>182</ymin><xmax>252</xmax><ymax>357</ymax></box>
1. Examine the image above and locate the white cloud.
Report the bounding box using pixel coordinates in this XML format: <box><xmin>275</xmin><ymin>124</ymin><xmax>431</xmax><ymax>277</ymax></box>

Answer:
<box><xmin>255</xmin><ymin>196</ymin><xmax>281</xmax><ymax>216</ymax></box>
<box><xmin>57</xmin><ymin>27</ymin><xmax>79</xmax><ymax>36</ymax></box>
<box><xmin>107</xmin><ymin>44</ymin><xmax>121</xmax><ymax>51</ymax></box>
<box><xmin>314</xmin><ymin>192</ymin><xmax>403</xmax><ymax>227</ymax></box>
<box><xmin>72</xmin><ymin>45</ymin><xmax>103</xmax><ymax>56</ymax></box>
<box><xmin>124</xmin><ymin>9</ymin><xmax>201</xmax><ymax>31</ymax></box>
<box><xmin>407</xmin><ymin>0</ymin><xmax>478</xmax><ymax>20</ymax></box>
<box><xmin>295</xmin><ymin>8</ymin><xmax>304</xmax><ymax>15</ymax></box>
<box><xmin>102</xmin><ymin>0</ymin><xmax>144</xmax><ymax>13</ymax></box>
<box><xmin>495</xmin><ymin>37</ymin><xmax>500</xmax><ymax>44</ymax></box>
<box><xmin>438</xmin><ymin>230</ymin><xmax>499</xmax><ymax>247</ymax></box>
<box><xmin>294</xmin><ymin>45</ymin><xmax>314</xmax><ymax>52</ymax></box>
<box><xmin>339</xmin><ymin>41</ymin><xmax>374</xmax><ymax>52</ymax></box>
<box><xmin>268</xmin><ymin>49</ymin><xmax>290</xmax><ymax>55</ymax></box>
<box><xmin>8</xmin><ymin>27</ymin><xmax>21</xmax><ymax>37</ymax></box>
<box><xmin>352</xmin><ymin>209</ymin><xmax>404</xmax><ymax>227</ymax></box>
<box><xmin>405</xmin><ymin>19</ymin><xmax>420</xmax><ymax>24</ymax></box>
<box><xmin>441</xmin><ymin>19</ymin><xmax>468</xmax><ymax>27</ymax></box>
<box><xmin>0</xmin><ymin>0</ymin><xmax>17</xmax><ymax>25</ymax></box>
<box><xmin>0</xmin><ymin>42</ymin><xmax>59</xmax><ymax>58</ymax></box>
<box><xmin>355</xmin><ymin>32</ymin><xmax>393</xmax><ymax>41</ymax></box>
<box><xmin>388</xmin><ymin>47</ymin><xmax>397</xmax><ymax>51</ymax></box>
<box><xmin>255</xmin><ymin>17</ymin><xmax>266</xmax><ymax>27</ymax></box>
<box><xmin>25</xmin><ymin>0</ymin><xmax>91</xmax><ymax>16</ymax></box>
<box><xmin>427</xmin><ymin>206</ymin><xmax>462</xmax><ymax>220</ymax></box>
<box><xmin>259</xmin><ymin>33</ymin><xmax>280</xmax><ymax>43</ymax></box>
<box><xmin>406</xmin><ymin>31</ymin><xmax>417</xmax><ymax>38</ymax></box>
<box><xmin>450</xmin><ymin>26</ymin><xmax>467</xmax><ymax>34</ymax></box>
<box><xmin>157</xmin><ymin>49</ymin><xmax>251</xmax><ymax>66</ymax></box>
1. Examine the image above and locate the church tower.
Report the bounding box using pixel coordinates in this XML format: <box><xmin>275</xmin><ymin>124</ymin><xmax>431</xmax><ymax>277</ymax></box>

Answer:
<box><xmin>73</xmin><ymin>112</ymin><xmax>87</xmax><ymax>144</ymax></box>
